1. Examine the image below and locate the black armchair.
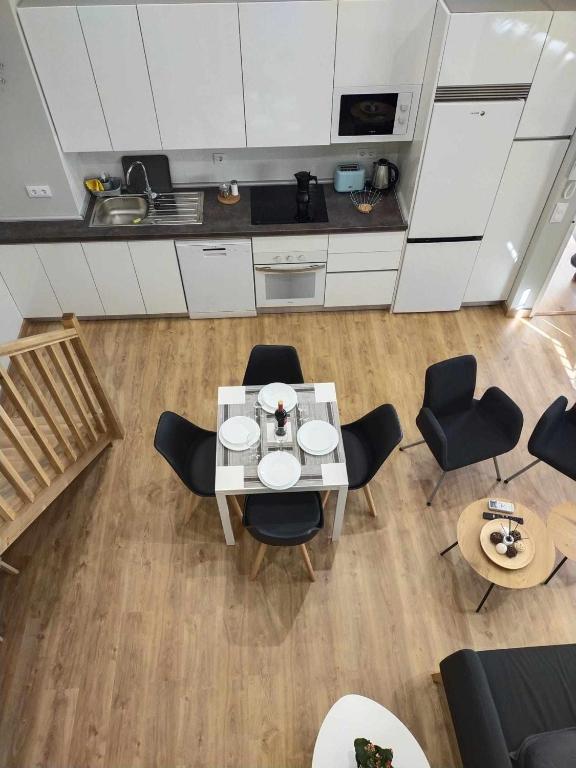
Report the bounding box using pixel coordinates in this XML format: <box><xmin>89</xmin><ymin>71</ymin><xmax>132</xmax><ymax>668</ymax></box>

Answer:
<box><xmin>154</xmin><ymin>411</ymin><xmax>244</xmax><ymax>521</ymax></box>
<box><xmin>154</xmin><ymin>411</ymin><xmax>216</xmax><ymax>497</ymax></box>
<box><xmin>327</xmin><ymin>404</ymin><xmax>402</xmax><ymax>516</ymax></box>
<box><xmin>401</xmin><ymin>355</ymin><xmax>524</xmax><ymax>505</ymax></box>
<box><xmin>242</xmin><ymin>344</ymin><xmax>304</xmax><ymax>386</ymax></box>
<box><xmin>243</xmin><ymin>492</ymin><xmax>324</xmax><ymax>581</ymax></box>
<box><xmin>505</xmin><ymin>396</ymin><xmax>576</xmax><ymax>484</ymax></box>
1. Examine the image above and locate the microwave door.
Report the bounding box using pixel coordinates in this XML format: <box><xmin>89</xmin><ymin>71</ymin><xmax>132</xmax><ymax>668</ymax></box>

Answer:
<box><xmin>338</xmin><ymin>93</ymin><xmax>398</xmax><ymax>137</ymax></box>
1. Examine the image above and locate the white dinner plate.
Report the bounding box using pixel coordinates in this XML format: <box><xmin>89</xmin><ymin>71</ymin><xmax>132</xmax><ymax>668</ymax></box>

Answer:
<box><xmin>257</xmin><ymin>451</ymin><xmax>301</xmax><ymax>489</ymax></box>
<box><xmin>219</xmin><ymin>416</ymin><xmax>260</xmax><ymax>451</ymax></box>
<box><xmin>297</xmin><ymin>420</ymin><xmax>339</xmax><ymax>455</ymax></box>
<box><xmin>258</xmin><ymin>383</ymin><xmax>298</xmax><ymax>414</ymax></box>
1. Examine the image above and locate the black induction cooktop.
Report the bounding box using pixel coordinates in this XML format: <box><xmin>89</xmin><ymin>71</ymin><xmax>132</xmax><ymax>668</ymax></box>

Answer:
<box><xmin>250</xmin><ymin>184</ymin><xmax>329</xmax><ymax>225</ymax></box>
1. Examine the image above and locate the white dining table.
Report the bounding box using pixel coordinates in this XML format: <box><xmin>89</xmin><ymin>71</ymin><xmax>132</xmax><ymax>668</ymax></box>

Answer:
<box><xmin>215</xmin><ymin>382</ymin><xmax>349</xmax><ymax>545</ymax></box>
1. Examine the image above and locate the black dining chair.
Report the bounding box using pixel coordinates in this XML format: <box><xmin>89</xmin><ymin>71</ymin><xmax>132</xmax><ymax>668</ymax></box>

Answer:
<box><xmin>154</xmin><ymin>411</ymin><xmax>242</xmax><ymax>517</ymax></box>
<box><xmin>242</xmin><ymin>344</ymin><xmax>304</xmax><ymax>386</ymax></box>
<box><xmin>400</xmin><ymin>355</ymin><xmax>524</xmax><ymax>505</ymax></box>
<box><xmin>505</xmin><ymin>396</ymin><xmax>576</xmax><ymax>484</ymax></box>
<box><xmin>243</xmin><ymin>492</ymin><xmax>323</xmax><ymax>581</ymax></box>
<box><xmin>323</xmin><ymin>404</ymin><xmax>402</xmax><ymax>516</ymax></box>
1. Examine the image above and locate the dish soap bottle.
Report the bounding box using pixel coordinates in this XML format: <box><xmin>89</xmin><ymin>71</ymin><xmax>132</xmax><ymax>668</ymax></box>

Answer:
<box><xmin>274</xmin><ymin>400</ymin><xmax>287</xmax><ymax>437</ymax></box>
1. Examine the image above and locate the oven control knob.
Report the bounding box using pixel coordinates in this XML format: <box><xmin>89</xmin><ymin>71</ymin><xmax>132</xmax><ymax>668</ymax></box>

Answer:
<box><xmin>297</xmin><ymin>254</ymin><xmax>303</xmax><ymax>261</ymax></box>
<box><xmin>274</xmin><ymin>254</ymin><xmax>280</xmax><ymax>262</ymax></box>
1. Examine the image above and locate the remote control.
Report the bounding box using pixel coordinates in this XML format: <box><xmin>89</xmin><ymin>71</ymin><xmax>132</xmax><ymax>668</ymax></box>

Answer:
<box><xmin>483</xmin><ymin>512</ymin><xmax>524</xmax><ymax>525</ymax></box>
<box><xmin>488</xmin><ymin>498</ymin><xmax>515</xmax><ymax>514</ymax></box>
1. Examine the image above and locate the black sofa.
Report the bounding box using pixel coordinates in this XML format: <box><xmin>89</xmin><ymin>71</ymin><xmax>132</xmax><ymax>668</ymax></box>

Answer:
<box><xmin>440</xmin><ymin>645</ymin><xmax>576</xmax><ymax>767</ymax></box>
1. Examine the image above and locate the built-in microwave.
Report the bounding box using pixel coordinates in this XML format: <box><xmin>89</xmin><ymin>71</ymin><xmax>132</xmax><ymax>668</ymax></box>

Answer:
<box><xmin>331</xmin><ymin>85</ymin><xmax>421</xmax><ymax>143</ymax></box>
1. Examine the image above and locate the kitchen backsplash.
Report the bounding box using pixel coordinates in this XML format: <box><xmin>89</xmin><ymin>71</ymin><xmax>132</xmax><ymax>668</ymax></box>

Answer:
<box><xmin>76</xmin><ymin>144</ymin><xmax>401</xmax><ymax>186</ymax></box>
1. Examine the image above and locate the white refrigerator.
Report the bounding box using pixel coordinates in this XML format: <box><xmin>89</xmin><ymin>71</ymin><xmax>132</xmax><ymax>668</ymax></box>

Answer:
<box><xmin>394</xmin><ymin>98</ymin><xmax>524</xmax><ymax>312</ymax></box>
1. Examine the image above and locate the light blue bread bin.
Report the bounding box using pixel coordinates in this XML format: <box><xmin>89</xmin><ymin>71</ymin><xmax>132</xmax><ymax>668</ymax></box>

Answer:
<box><xmin>333</xmin><ymin>163</ymin><xmax>366</xmax><ymax>193</ymax></box>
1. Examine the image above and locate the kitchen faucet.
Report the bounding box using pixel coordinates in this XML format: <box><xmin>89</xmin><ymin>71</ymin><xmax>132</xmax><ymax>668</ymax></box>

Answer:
<box><xmin>126</xmin><ymin>160</ymin><xmax>157</xmax><ymax>207</ymax></box>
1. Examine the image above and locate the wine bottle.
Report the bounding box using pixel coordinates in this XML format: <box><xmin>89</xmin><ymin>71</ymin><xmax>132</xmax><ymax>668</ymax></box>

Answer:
<box><xmin>274</xmin><ymin>400</ymin><xmax>288</xmax><ymax>437</ymax></box>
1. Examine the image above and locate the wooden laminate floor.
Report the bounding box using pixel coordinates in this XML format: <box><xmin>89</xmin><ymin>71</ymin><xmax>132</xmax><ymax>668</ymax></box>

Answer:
<box><xmin>1</xmin><ymin>307</ymin><xmax>576</xmax><ymax>768</ymax></box>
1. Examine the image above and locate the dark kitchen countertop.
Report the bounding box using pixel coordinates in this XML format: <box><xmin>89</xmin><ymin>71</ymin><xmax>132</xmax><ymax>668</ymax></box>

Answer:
<box><xmin>0</xmin><ymin>183</ymin><xmax>407</xmax><ymax>245</ymax></box>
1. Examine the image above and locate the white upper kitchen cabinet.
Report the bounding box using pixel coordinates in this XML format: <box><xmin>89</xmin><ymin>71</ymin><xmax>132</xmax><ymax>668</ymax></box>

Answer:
<box><xmin>18</xmin><ymin>4</ymin><xmax>111</xmax><ymax>152</ymax></box>
<box><xmin>239</xmin><ymin>1</ymin><xmax>337</xmax><ymax>147</ymax></box>
<box><xmin>128</xmin><ymin>241</ymin><xmax>187</xmax><ymax>315</ymax></box>
<box><xmin>0</xmin><ymin>245</ymin><xmax>61</xmax><ymax>318</ymax></box>
<box><xmin>334</xmin><ymin>0</ymin><xmax>437</xmax><ymax>86</ymax></box>
<box><xmin>517</xmin><ymin>12</ymin><xmax>576</xmax><ymax>138</ymax></box>
<box><xmin>78</xmin><ymin>5</ymin><xmax>161</xmax><ymax>151</ymax></box>
<box><xmin>36</xmin><ymin>243</ymin><xmax>105</xmax><ymax>317</ymax></box>
<box><xmin>464</xmin><ymin>138</ymin><xmax>569</xmax><ymax>303</ymax></box>
<box><xmin>394</xmin><ymin>241</ymin><xmax>481</xmax><ymax>313</ymax></box>
<box><xmin>138</xmin><ymin>3</ymin><xmax>246</xmax><ymax>149</ymax></box>
<box><xmin>82</xmin><ymin>242</ymin><xmax>146</xmax><ymax>316</ymax></box>
<box><xmin>439</xmin><ymin>10</ymin><xmax>552</xmax><ymax>86</ymax></box>
<box><xmin>410</xmin><ymin>100</ymin><xmax>524</xmax><ymax>239</ymax></box>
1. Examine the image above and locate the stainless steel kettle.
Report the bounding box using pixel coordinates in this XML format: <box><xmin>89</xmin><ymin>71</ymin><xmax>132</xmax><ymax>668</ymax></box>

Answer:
<box><xmin>371</xmin><ymin>158</ymin><xmax>399</xmax><ymax>191</ymax></box>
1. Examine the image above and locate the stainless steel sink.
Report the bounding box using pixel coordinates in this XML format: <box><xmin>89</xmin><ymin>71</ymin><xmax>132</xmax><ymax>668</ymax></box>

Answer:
<box><xmin>89</xmin><ymin>191</ymin><xmax>204</xmax><ymax>227</ymax></box>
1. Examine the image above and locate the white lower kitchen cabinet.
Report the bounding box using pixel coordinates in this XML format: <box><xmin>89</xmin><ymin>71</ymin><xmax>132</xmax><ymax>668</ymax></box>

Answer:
<box><xmin>393</xmin><ymin>241</ymin><xmax>481</xmax><ymax>313</ymax></box>
<box><xmin>128</xmin><ymin>241</ymin><xmax>187</xmax><ymax>315</ymax></box>
<box><xmin>0</xmin><ymin>245</ymin><xmax>61</xmax><ymax>318</ymax></box>
<box><xmin>82</xmin><ymin>242</ymin><xmax>146</xmax><ymax>316</ymax></box>
<box><xmin>464</xmin><ymin>139</ymin><xmax>569</xmax><ymax>303</ymax></box>
<box><xmin>324</xmin><ymin>271</ymin><xmax>397</xmax><ymax>308</ymax></box>
<box><xmin>0</xmin><ymin>275</ymin><xmax>23</xmax><ymax>354</ymax></box>
<box><xmin>176</xmin><ymin>240</ymin><xmax>256</xmax><ymax>318</ymax></box>
<box><xmin>36</xmin><ymin>243</ymin><xmax>105</xmax><ymax>317</ymax></box>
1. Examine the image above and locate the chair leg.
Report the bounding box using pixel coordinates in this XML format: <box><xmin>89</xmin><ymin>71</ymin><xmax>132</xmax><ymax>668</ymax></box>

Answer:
<box><xmin>250</xmin><ymin>543</ymin><xmax>267</xmax><ymax>580</ymax></box>
<box><xmin>399</xmin><ymin>439</ymin><xmax>425</xmax><ymax>452</ymax></box>
<box><xmin>321</xmin><ymin>490</ymin><xmax>331</xmax><ymax>509</ymax></box>
<box><xmin>493</xmin><ymin>456</ymin><xmax>501</xmax><ymax>482</ymax></box>
<box><xmin>363</xmin><ymin>483</ymin><xmax>377</xmax><ymax>517</ymax></box>
<box><xmin>299</xmin><ymin>544</ymin><xmax>315</xmax><ymax>582</ymax></box>
<box><xmin>544</xmin><ymin>556</ymin><xmax>568</xmax><ymax>585</ymax></box>
<box><xmin>427</xmin><ymin>471</ymin><xmax>447</xmax><ymax>506</ymax></box>
<box><xmin>504</xmin><ymin>459</ymin><xmax>541</xmax><ymax>484</ymax></box>
<box><xmin>229</xmin><ymin>495</ymin><xmax>244</xmax><ymax>521</ymax></box>
<box><xmin>0</xmin><ymin>559</ymin><xmax>19</xmax><ymax>575</ymax></box>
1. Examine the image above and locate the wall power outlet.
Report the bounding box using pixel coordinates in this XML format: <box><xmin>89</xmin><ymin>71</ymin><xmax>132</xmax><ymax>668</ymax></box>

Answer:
<box><xmin>26</xmin><ymin>185</ymin><xmax>53</xmax><ymax>198</ymax></box>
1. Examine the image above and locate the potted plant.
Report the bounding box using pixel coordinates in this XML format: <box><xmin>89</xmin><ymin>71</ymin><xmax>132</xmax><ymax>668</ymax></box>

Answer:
<box><xmin>354</xmin><ymin>738</ymin><xmax>394</xmax><ymax>768</ymax></box>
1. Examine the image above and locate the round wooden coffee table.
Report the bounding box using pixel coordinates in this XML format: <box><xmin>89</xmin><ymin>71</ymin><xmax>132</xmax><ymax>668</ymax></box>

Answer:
<box><xmin>312</xmin><ymin>695</ymin><xmax>430</xmax><ymax>768</ymax></box>
<box><xmin>440</xmin><ymin>498</ymin><xmax>556</xmax><ymax>612</ymax></box>
<box><xmin>544</xmin><ymin>502</ymin><xmax>576</xmax><ymax>584</ymax></box>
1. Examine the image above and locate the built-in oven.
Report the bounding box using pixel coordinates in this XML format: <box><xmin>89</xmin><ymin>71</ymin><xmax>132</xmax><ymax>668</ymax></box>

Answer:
<box><xmin>254</xmin><ymin>251</ymin><xmax>327</xmax><ymax>309</ymax></box>
<box><xmin>331</xmin><ymin>84</ymin><xmax>421</xmax><ymax>143</ymax></box>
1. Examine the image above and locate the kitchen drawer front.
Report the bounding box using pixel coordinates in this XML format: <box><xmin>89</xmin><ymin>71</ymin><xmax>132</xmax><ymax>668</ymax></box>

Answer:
<box><xmin>328</xmin><ymin>231</ymin><xmax>405</xmax><ymax>254</ymax></box>
<box><xmin>324</xmin><ymin>271</ymin><xmax>397</xmax><ymax>307</ymax></box>
<box><xmin>328</xmin><ymin>250</ymin><xmax>401</xmax><ymax>273</ymax></box>
<box><xmin>252</xmin><ymin>235</ymin><xmax>329</xmax><ymax>254</ymax></box>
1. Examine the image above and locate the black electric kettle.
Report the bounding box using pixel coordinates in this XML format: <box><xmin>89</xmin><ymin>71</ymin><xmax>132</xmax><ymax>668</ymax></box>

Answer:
<box><xmin>371</xmin><ymin>159</ymin><xmax>399</xmax><ymax>192</ymax></box>
<box><xmin>294</xmin><ymin>170</ymin><xmax>318</xmax><ymax>222</ymax></box>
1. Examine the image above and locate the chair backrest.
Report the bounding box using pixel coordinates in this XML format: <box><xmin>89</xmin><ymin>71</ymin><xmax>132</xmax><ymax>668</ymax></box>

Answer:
<box><xmin>423</xmin><ymin>355</ymin><xmax>477</xmax><ymax>417</ymax></box>
<box><xmin>346</xmin><ymin>404</ymin><xmax>403</xmax><ymax>484</ymax></box>
<box><xmin>242</xmin><ymin>344</ymin><xmax>304</xmax><ymax>386</ymax></box>
<box><xmin>154</xmin><ymin>411</ymin><xmax>206</xmax><ymax>492</ymax></box>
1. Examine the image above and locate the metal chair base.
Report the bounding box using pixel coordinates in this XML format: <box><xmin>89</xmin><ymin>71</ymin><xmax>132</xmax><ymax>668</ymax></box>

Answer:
<box><xmin>504</xmin><ymin>459</ymin><xmax>541</xmax><ymax>484</ymax></box>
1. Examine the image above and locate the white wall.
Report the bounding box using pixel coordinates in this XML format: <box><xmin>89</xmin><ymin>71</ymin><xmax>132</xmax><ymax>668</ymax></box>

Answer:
<box><xmin>76</xmin><ymin>144</ymin><xmax>402</xmax><ymax>186</ymax></box>
<box><xmin>0</xmin><ymin>0</ymin><xmax>85</xmax><ymax>221</ymax></box>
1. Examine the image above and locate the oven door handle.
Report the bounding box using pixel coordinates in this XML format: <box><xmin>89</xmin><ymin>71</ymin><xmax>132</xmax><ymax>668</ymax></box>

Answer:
<box><xmin>254</xmin><ymin>265</ymin><xmax>326</xmax><ymax>274</ymax></box>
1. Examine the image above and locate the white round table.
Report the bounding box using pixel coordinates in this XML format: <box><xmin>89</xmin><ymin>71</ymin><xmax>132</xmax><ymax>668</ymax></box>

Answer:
<box><xmin>312</xmin><ymin>695</ymin><xmax>430</xmax><ymax>768</ymax></box>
